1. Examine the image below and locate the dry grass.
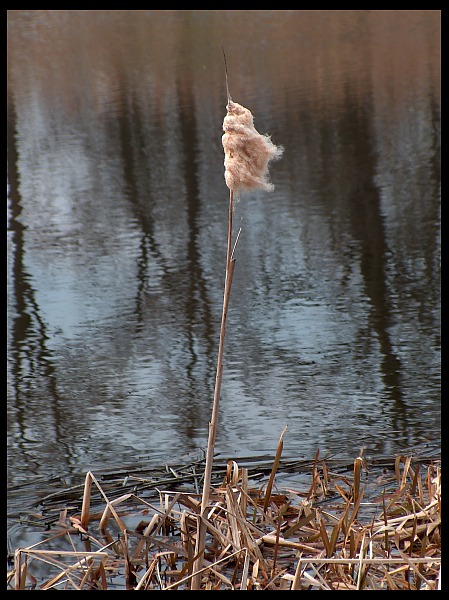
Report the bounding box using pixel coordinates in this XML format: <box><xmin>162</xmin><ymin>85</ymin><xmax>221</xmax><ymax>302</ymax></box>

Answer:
<box><xmin>7</xmin><ymin>443</ymin><xmax>440</xmax><ymax>590</ymax></box>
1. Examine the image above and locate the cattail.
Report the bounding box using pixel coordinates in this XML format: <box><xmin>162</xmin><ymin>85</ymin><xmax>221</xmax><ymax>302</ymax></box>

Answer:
<box><xmin>222</xmin><ymin>99</ymin><xmax>283</xmax><ymax>194</ymax></box>
<box><xmin>193</xmin><ymin>57</ymin><xmax>284</xmax><ymax>590</ymax></box>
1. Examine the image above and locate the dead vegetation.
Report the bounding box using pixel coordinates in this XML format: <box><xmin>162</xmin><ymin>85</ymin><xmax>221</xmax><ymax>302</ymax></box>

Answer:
<box><xmin>7</xmin><ymin>441</ymin><xmax>441</xmax><ymax>590</ymax></box>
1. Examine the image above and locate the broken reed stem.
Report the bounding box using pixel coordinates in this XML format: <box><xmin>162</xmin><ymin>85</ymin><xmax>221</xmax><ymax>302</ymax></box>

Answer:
<box><xmin>80</xmin><ymin>472</ymin><xmax>92</xmax><ymax>529</ymax></box>
<box><xmin>263</xmin><ymin>425</ymin><xmax>288</xmax><ymax>514</ymax></box>
<box><xmin>192</xmin><ymin>189</ymin><xmax>236</xmax><ymax>589</ymax></box>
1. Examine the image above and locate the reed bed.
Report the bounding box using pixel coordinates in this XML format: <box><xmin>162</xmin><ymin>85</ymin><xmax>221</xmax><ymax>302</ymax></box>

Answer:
<box><xmin>8</xmin><ymin>442</ymin><xmax>441</xmax><ymax>590</ymax></box>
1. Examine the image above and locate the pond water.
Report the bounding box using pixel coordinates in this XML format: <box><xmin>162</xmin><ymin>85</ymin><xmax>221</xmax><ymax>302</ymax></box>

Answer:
<box><xmin>7</xmin><ymin>10</ymin><xmax>440</xmax><ymax>543</ymax></box>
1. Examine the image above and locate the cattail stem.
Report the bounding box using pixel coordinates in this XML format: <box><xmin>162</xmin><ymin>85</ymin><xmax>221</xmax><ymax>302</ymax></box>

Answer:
<box><xmin>202</xmin><ymin>189</ymin><xmax>235</xmax><ymax>511</ymax></box>
<box><xmin>192</xmin><ymin>189</ymin><xmax>235</xmax><ymax>589</ymax></box>
<box><xmin>191</xmin><ymin>80</ymin><xmax>282</xmax><ymax>589</ymax></box>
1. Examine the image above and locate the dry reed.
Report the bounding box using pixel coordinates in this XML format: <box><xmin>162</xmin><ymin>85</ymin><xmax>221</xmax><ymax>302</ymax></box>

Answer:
<box><xmin>8</xmin><ymin>446</ymin><xmax>441</xmax><ymax>590</ymax></box>
<box><xmin>191</xmin><ymin>55</ymin><xmax>284</xmax><ymax>588</ymax></box>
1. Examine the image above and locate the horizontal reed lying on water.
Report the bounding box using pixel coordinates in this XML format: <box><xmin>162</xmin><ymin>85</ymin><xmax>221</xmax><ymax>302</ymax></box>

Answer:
<box><xmin>8</xmin><ymin>444</ymin><xmax>441</xmax><ymax>590</ymax></box>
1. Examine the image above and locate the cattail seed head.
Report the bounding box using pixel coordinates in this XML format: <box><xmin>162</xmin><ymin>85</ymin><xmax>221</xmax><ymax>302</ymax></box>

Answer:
<box><xmin>222</xmin><ymin>100</ymin><xmax>283</xmax><ymax>194</ymax></box>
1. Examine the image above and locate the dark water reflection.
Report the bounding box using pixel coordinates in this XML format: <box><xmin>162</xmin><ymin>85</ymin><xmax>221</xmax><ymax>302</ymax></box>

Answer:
<box><xmin>7</xmin><ymin>10</ymin><xmax>440</xmax><ymax>526</ymax></box>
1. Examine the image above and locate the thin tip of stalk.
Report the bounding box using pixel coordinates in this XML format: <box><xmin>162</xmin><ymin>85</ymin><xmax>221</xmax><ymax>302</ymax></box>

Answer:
<box><xmin>222</xmin><ymin>46</ymin><xmax>232</xmax><ymax>106</ymax></box>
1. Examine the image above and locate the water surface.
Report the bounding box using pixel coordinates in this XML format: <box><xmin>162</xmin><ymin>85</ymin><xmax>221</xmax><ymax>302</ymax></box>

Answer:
<box><xmin>7</xmin><ymin>10</ymin><xmax>440</xmax><ymax>536</ymax></box>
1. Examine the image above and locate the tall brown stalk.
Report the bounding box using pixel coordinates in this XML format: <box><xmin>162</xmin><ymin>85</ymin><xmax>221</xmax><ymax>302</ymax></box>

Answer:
<box><xmin>191</xmin><ymin>189</ymin><xmax>235</xmax><ymax>589</ymax></box>
<box><xmin>201</xmin><ymin>187</ymin><xmax>236</xmax><ymax>511</ymax></box>
<box><xmin>191</xmin><ymin>72</ymin><xmax>283</xmax><ymax>589</ymax></box>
